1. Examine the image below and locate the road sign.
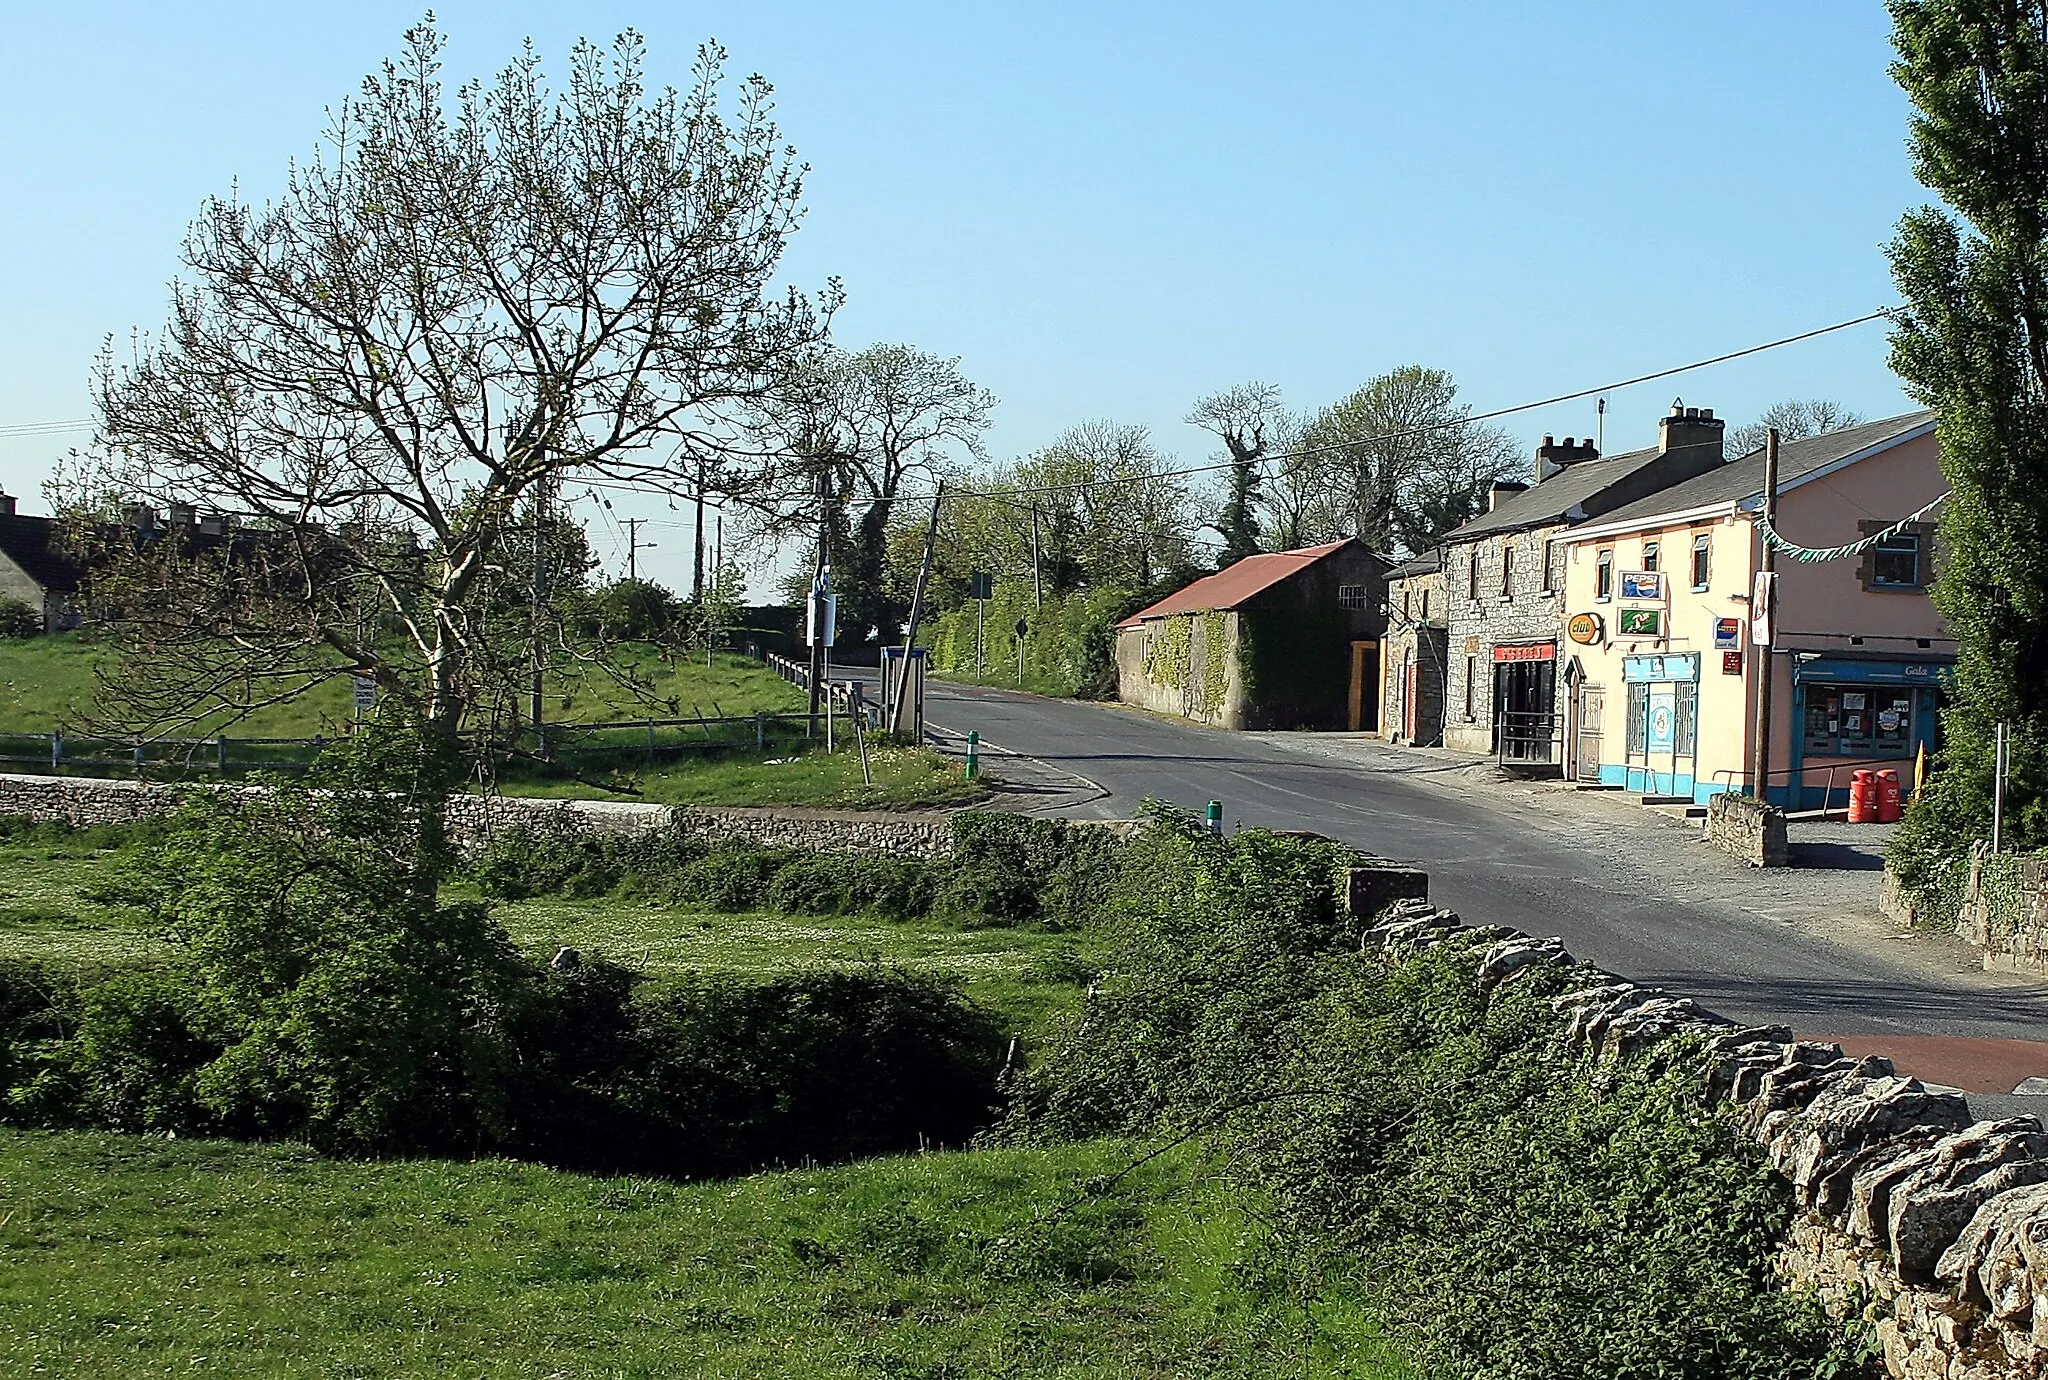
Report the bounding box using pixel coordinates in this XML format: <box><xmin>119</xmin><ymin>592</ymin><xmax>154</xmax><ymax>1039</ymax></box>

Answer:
<box><xmin>1014</xmin><ymin>618</ymin><xmax>1028</xmax><ymax>639</ymax></box>
<box><xmin>352</xmin><ymin>674</ymin><xmax>377</xmax><ymax>713</ymax></box>
<box><xmin>970</xmin><ymin>571</ymin><xmax>993</xmax><ymax>600</ymax></box>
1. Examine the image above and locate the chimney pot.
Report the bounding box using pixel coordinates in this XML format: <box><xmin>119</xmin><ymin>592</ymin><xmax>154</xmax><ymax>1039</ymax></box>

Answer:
<box><xmin>1699</xmin><ymin>407</ymin><xmax>1714</xmax><ymax>420</ymax></box>
<box><xmin>0</xmin><ymin>490</ymin><xmax>14</xmax><ymax>518</ymax></box>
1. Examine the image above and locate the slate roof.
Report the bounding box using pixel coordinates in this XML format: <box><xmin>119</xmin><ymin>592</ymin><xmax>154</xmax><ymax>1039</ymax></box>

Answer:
<box><xmin>1387</xmin><ymin>549</ymin><xmax>1442</xmax><ymax>580</ymax></box>
<box><xmin>1580</xmin><ymin>411</ymin><xmax>1936</xmax><ymax>533</ymax></box>
<box><xmin>1442</xmin><ymin>444</ymin><xmax>1665</xmax><ymax>541</ymax></box>
<box><xmin>0</xmin><ymin>513</ymin><xmax>84</xmax><ymax>595</ymax></box>
<box><xmin>1116</xmin><ymin>540</ymin><xmax>1354</xmax><ymax>629</ymax></box>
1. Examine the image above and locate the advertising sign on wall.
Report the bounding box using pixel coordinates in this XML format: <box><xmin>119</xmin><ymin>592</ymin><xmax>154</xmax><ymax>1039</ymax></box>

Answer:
<box><xmin>1713</xmin><ymin>617</ymin><xmax>1742</xmax><ymax>650</ymax></box>
<box><xmin>1567</xmin><ymin>612</ymin><xmax>1603</xmax><ymax>645</ymax></box>
<box><xmin>1620</xmin><ymin>571</ymin><xmax>1664</xmax><ymax>600</ymax></box>
<box><xmin>1617</xmin><ymin>606</ymin><xmax>1663</xmax><ymax>637</ymax></box>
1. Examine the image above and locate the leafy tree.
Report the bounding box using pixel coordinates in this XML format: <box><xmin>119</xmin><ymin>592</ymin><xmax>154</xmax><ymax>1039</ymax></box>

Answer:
<box><xmin>1187</xmin><ymin>381</ymin><xmax>1285</xmax><ymax>564</ymax></box>
<box><xmin>1282</xmin><ymin>366</ymin><xmax>1520</xmax><ymax>555</ymax></box>
<box><xmin>62</xmin><ymin>21</ymin><xmax>832</xmax><ymax>759</ymax></box>
<box><xmin>751</xmin><ymin>345</ymin><xmax>994</xmax><ymax>643</ymax></box>
<box><xmin>1887</xmin><ymin>0</ymin><xmax>2048</xmax><ymax>871</ymax></box>
<box><xmin>1724</xmin><ymin>398</ymin><xmax>1865</xmax><ymax>458</ymax></box>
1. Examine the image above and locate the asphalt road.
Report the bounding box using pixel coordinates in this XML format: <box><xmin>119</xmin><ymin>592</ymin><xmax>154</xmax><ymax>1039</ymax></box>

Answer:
<box><xmin>878</xmin><ymin>673</ymin><xmax>2048</xmax><ymax>1051</ymax></box>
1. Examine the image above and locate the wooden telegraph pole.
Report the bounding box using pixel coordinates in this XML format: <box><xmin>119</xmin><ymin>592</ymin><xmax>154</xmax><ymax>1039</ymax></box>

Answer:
<box><xmin>1750</xmin><ymin>427</ymin><xmax>1780</xmax><ymax>800</ymax></box>
<box><xmin>890</xmin><ymin>483</ymin><xmax>945</xmax><ymax>737</ymax></box>
<box><xmin>807</xmin><ymin>471</ymin><xmax>829</xmax><ymax>736</ymax></box>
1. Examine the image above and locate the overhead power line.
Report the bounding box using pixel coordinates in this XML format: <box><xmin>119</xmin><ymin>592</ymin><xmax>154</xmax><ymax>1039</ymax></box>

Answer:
<box><xmin>941</xmin><ymin>307</ymin><xmax>1899</xmax><ymax>502</ymax></box>
<box><xmin>0</xmin><ymin>419</ymin><xmax>93</xmax><ymax>438</ymax></box>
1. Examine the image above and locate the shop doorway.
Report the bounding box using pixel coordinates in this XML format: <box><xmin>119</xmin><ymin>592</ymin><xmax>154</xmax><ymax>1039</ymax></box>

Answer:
<box><xmin>1493</xmin><ymin>649</ymin><xmax>1558</xmax><ymax>766</ymax></box>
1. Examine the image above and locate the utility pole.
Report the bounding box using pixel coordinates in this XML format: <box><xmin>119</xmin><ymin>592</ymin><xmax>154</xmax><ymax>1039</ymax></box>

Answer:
<box><xmin>808</xmin><ymin>471</ymin><xmax>830</xmax><ymax>736</ymax></box>
<box><xmin>692</xmin><ymin>459</ymin><xmax>708</xmax><ymax>603</ymax></box>
<box><xmin>622</xmin><ymin>517</ymin><xmax>652</xmax><ymax>583</ymax></box>
<box><xmin>1750</xmin><ymin>427</ymin><xmax>1780</xmax><ymax>800</ymax></box>
<box><xmin>890</xmin><ymin>483</ymin><xmax>945</xmax><ymax>737</ymax></box>
<box><xmin>1030</xmin><ymin>505</ymin><xmax>1043</xmax><ymax>609</ymax></box>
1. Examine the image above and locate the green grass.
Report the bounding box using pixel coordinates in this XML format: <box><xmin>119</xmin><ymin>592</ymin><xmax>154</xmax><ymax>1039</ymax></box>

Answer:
<box><xmin>0</xmin><ymin>831</ymin><xmax>1081</xmax><ymax>1034</ymax></box>
<box><xmin>498</xmin><ymin>742</ymin><xmax>984</xmax><ymax>811</ymax></box>
<box><xmin>0</xmin><ymin>1129</ymin><xmax>1405</xmax><ymax>1379</ymax></box>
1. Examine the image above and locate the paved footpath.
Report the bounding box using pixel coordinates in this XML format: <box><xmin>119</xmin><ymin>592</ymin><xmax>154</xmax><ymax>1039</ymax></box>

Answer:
<box><xmin>900</xmin><ymin>674</ymin><xmax>2048</xmax><ymax>1118</ymax></box>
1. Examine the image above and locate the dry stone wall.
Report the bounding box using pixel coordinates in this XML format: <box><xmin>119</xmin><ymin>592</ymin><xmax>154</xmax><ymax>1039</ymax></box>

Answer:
<box><xmin>0</xmin><ymin>772</ymin><xmax>958</xmax><ymax>859</ymax></box>
<box><xmin>1704</xmin><ymin>792</ymin><xmax>1790</xmax><ymax>867</ymax></box>
<box><xmin>1361</xmin><ymin>892</ymin><xmax>2048</xmax><ymax>1379</ymax></box>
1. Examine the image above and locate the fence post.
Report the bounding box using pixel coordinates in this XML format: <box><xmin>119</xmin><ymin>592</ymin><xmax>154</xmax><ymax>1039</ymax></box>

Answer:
<box><xmin>217</xmin><ymin>736</ymin><xmax>228</xmax><ymax>772</ymax></box>
<box><xmin>646</xmin><ymin>722</ymin><xmax>656</xmax><ymax>771</ymax></box>
<box><xmin>756</xmin><ymin>712</ymin><xmax>765</xmax><ymax>750</ymax></box>
<box><xmin>50</xmin><ymin>731</ymin><xmax>60</xmax><ymax>773</ymax></box>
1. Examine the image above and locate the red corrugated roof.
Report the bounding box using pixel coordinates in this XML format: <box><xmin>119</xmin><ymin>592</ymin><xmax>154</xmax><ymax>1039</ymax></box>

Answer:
<box><xmin>1116</xmin><ymin>540</ymin><xmax>1353</xmax><ymax>629</ymax></box>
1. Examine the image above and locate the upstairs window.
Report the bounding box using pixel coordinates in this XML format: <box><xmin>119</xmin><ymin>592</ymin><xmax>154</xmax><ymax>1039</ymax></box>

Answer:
<box><xmin>1690</xmin><ymin>531</ymin><xmax>1711</xmax><ymax>590</ymax></box>
<box><xmin>1468</xmin><ymin>549</ymin><xmax>1480</xmax><ymax>602</ymax></box>
<box><xmin>1500</xmin><ymin>542</ymin><xmax>1515</xmax><ymax>597</ymax></box>
<box><xmin>1641</xmin><ymin>539</ymin><xmax>1660</xmax><ymax>573</ymax></box>
<box><xmin>1542</xmin><ymin>539</ymin><xmax>1561</xmax><ymax>592</ymax></box>
<box><xmin>1401</xmin><ymin>588</ymin><xmax>1411</xmax><ymax>619</ymax></box>
<box><xmin>1338</xmin><ymin>584</ymin><xmax>1370</xmax><ymax>610</ymax></box>
<box><xmin>1596</xmin><ymin>548</ymin><xmax>1614</xmax><ymax>600</ymax></box>
<box><xmin>1420</xmin><ymin>588</ymin><xmax>1430</xmax><ymax>621</ymax></box>
<box><xmin>1872</xmin><ymin>533</ymin><xmax>1924</xmax><ymax>588</ymax></box>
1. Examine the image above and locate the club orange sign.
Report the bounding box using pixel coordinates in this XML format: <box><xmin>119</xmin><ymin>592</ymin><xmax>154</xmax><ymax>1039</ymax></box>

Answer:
<box><xmin>1567</xmin><ymin>612</ymin><xmax>1603</xmax><ymax>645</ymax></box>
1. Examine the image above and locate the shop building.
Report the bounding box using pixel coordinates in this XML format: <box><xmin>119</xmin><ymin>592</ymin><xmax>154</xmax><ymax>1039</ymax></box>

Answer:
<box><xmin>1556</xmin><ymin>410</ymin><xmax>1949</xmax><ymax>807</ymax></box>
<box><xmin>1437</xmin><ymin>407</ymin><xmax>1731</xmax><ymax>762</ymax></box>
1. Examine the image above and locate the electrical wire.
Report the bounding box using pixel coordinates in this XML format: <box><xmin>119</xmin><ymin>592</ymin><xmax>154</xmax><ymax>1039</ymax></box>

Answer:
<box><xmin>0</xmin><ymin>419</ymin><xmax>92</xmax><ymax>438</ymax></box>
<box><xmin>933</xmin><ymin>307</ymin><xmax>1898</xmax><ymax>502</ymax></box>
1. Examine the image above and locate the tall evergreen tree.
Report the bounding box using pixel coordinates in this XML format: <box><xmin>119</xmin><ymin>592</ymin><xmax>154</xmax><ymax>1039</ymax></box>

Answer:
<box><xmin>1888</xmin><ymin>0</ymin><xmax>2048</xmax><ymax>861</ymax></box>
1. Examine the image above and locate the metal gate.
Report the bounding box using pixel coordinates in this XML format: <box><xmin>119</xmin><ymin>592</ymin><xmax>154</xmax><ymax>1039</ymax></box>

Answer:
<box><xmin>1575</xmin><ymin>685</ymin><xmax>1605</xmax><ymax>782</ymax></box>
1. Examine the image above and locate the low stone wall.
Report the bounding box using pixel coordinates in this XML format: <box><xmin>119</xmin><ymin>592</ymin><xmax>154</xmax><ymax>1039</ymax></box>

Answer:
<box><xmin>1703</xmin><ymin>791</ymin><xmax>1789</xmax><ymax>867</ymax></box>
<box><xmin>1956</xmin><ymin>844</ymin><xmax>2048</xmax><ymax>974</ymax></box>
<box><xmin>0</xmin><ymin>772</ymin><xmax>959</xmax><ymax>859</ymax></box>
<box><xmin>1362</xmin><ymin>895</ymin><xmax>2048</xmax><ymax>1379</ymax></box>
<box><xmin>1881</xmin><ymin>864</ymin><xmax>1928</xmax><ymax>930</ymax></box>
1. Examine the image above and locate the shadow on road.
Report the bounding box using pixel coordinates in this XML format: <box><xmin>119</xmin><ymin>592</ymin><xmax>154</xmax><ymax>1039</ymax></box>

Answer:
<box><xmin>1789</xmin><ymin>842</ymin><xmax>1888</xmax><ymax>872</ymax></box>
<box><xmin>1641</xmin><ymin>971</ymin><xmax>2048</xmax><ymax>1029</ymax></box>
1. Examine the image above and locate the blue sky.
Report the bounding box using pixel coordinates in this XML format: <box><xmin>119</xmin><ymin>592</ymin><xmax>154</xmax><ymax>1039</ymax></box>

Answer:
<box><xmin>1</xmin><ymin>1</ymin><xmax>1924</xmax><ymax>591</ymax></box>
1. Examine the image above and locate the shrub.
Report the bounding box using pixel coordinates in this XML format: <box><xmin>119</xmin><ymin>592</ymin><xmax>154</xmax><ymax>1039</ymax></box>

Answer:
<box><xmin>945</xmin><ymin>811</ymin><xmax>1124</xmax><ymax>930</ymax></box>
<box><xmin>669</xmin><ymin>846</ymin><xmax>797</xmax><ymax>911</ymax></box>
<box><xmin>1008</xmin><ymin>815</ymin><xmax>1868</xmax><ymax>1378</ymax></box>
<box><xmin>465</xmin><ymin>824</ymin><xmax>707</xmax><ymax>900</ymax></box>
<box><xmin>0</xmin><ymin>597</ymin><xmax>40</xmax><ymax>639</ymax></box>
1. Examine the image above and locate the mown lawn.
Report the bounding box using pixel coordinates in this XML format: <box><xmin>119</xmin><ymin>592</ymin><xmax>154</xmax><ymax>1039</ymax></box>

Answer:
<box><xmin>0</xmin><ymin>828</ymin><xmax>1083</xmax><ymax>1035</ymax></box>
<box><xmin>0</xmin><ymin>1130</ymin><xmax>1405</xmax><ymax>1379</ymax></box>
<box><xmin>496</xmin><ymin>741</ymin><xmax>983</xmax><ymax>811</ymax></box>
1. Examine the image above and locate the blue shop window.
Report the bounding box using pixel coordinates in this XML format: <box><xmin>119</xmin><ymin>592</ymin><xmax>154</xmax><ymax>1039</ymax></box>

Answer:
<box><xmin>1802</xmin><ymin>683</ymin><xmax>1922</xmax><ymax>758</ymax></box>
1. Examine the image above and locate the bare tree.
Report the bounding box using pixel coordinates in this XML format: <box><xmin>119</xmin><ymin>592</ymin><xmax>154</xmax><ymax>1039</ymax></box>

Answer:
<box><xmin>63</xmin><ymin>22</ymin><xmax>833</xmax><ymax>754</ymax></box>
<box><xmin>1187</xmin><ymin>381</ymin><xmax>1286</xmax><ymax>565</ymax></box>
<box><xmin>1724</xmin><ymin>399</ymin><xmax>1865</xmax><ymax>459</ymax></box>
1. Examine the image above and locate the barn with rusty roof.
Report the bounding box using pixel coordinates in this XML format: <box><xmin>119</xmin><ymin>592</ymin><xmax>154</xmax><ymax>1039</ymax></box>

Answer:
<box><xmin>1113</xmin><ymin>537</ymin><xmax>1390</xmax><ymax>730</ymax></box>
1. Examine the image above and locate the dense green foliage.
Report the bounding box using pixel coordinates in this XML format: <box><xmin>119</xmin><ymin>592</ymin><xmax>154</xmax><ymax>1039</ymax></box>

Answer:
<box><xmin>0</xmin><ymin>597</ymin><xmax>39</xmax><ymax>639</ymax></box>
<box><xmin>927</xmin><ymin>584</ymin><xmax>1131</xmax><ymax>697</ymax></box>
<box><xmin>1887</xmin><ymin>0</ymin><xmax>2048</xmax><ymax>881</ymax></box>
<box><xmin>0</xmin><ymin>741</ymin><xmax>1014</xmax><ymax>1173</ymax></box>
<box><xmin>1012</xmin><ymin>814</ymin><xmax>1869</xmax><ymax>1379</ymax></box>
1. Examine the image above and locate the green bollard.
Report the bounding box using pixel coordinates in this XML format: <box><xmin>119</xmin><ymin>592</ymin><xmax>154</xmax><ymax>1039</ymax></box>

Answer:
<box><xmin>965</xmin><ymin>731</ymin><xmax>980</xmax><ymax>780</ymax></box>
<box><xmin>1206</xmin><ymin>799</ymin><xmax>1223</xmax><ymax>836</ymax></box>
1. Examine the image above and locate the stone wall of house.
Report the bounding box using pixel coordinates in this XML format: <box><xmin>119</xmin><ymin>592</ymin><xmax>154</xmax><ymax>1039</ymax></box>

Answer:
<box><xmin>1113</xmin><ymin>611</ymin><xmax>1247</xmax><ymax>729</ymax></box>
<box><xmin>1364</xmin><ymin>891</ymin><xmax>2048</xmax><ymax>1379</ymax></box>
<box><xmin>0</xmin><ymin>772</ymin><xmax>959</xmax><ymax>859</ymax></box>
<box><xmin>1441</xmin><ymin>525</ymin><xmax>1569</xmax><ymax>755</ymax></box>
<box><xmin>1704</xmin><ymin>792</ymin><xmax>1790</xmax><ymax>867</ymax></box>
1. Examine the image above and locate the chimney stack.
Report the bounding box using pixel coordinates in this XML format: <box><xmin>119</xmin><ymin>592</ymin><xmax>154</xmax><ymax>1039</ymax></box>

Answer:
<box><xmin>0</xmin><ymin>488</ymin><xmax>15</xmax><ymax>518</ymax></box>
<box><xmin>1534</xmin><ymin>434</ymin><xmax>1600</xmax><ymax>483</ymax></box>
<box><xmin>123</xmin><ymin>503</ymin><xmax>156</xmax><ymax>532</ymax></box>
<box><xmin>1658</xmin><ymin>404</ymin><xmax>1724</xmax><ymax>462</ymax></box>
<box><xmin>1488</xmin><ymin>480</ymin><xmax>1529</xmax><ymax>512</ymax></box>
<box><xmin>167</xmin><ymin>502</ymin><xmax>198</xmax><ymax>527</ymax></box>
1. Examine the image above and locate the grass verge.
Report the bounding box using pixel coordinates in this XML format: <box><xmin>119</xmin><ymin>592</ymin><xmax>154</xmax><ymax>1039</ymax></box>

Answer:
<box><xmin>0</xmin><ymin>1129</ymin><xmax>1405</xmax><ymax>1379</ymax></box>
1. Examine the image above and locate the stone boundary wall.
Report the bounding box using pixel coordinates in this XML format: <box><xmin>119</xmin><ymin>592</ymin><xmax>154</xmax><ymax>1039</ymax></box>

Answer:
<box><xmin>1704</xmin><ymin>792</ymin><xmax>1790</xmax><ymax>867</ymax></box>
<box><xmin>1359</xmin><ymin>885</ymin><xmax>2048</xmax><ymax>1379</ymax></box>
<box><xmin>0</xmin><ymin>772</ymin><xmax>958</xmax><ymax>859</ymax></box>
<box><xmin>1956</xmin><ymin>844</ymin><xmax>2048</xmax><ymax>974</ymax></box>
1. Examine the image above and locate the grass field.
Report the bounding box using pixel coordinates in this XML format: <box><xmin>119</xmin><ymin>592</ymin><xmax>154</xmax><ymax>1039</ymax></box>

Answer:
<box><xmin>0</xmin><ymin>1129</ymin><xmax>1404</xmax><ymax>1379</ymax></box>
<box><xmin>0</xmin><ymin>826</ymin><xmax>1082</xmax><ymax>1035</ymax></box>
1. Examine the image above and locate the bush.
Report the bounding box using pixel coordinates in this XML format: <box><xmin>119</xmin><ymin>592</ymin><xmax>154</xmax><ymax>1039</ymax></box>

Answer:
<box><xmin>1008</xmin><ymin>814</ymin><xmax>1868</xmax><ymax>1378</ymax></box>
<box><xmin>763</xmin><ymin>853</ymin><xmax>941</xmax><ymax>919</ymax></box>
<box><xmin>0</xmin><ymin>596</ymin><xmax>40</xmax><ymax>639</ymax></box>
<box><xmin>945</xmin><ymin>811</ymin><xmax>1123</xmax><ymax>930</ymax></box>
<box><xmin>465</xmin><ymin>824</ymin><xmax>708</xmax><ymax>901</ymax></box>
<box><xmin>668</xmin><ymin>846</ymin><xmax>797</xmax><ymax>911</ymax></box>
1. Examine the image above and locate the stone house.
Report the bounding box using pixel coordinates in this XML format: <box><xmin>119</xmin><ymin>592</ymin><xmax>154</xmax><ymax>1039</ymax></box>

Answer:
<box><xmin>0</xmin><ymin>490</ymin><xmax>84</xmax><ymax>631</ymax></box>
<box><xmin>1438</xmin><ymin>407</ymin><xmax>1731</xmax><ymax>763</ymax></box>
<box><xmin>1114</xmin><ymin>538</ymin><xmax>1390</xmax><ymax>730</ymax></box>
<box><xmin>1380</xmin><ymin>549</ymin><xmax>1449</xmax><ymax>745</ymax></box>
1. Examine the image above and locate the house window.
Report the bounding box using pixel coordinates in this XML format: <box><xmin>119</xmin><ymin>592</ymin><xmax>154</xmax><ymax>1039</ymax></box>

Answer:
<box><xmin>1596</xmin><ymin>549</ymin><xmax>1614</xmax><ymax>601</ymax></box>
<box><xmin>1641</xmin><ymin>539</ymin><xmax>1659</xmax><ymax>573</ymax></box>
<box><xmin>1500</xmin><ymin>542</ymin><xmax>1515</xmax><ymax>598</ymax></box>
<box><xmin>1420</xmin><ymin>588</ymin><xmax>1430</xmax><ymax>622</ymax></box>
<box><xmin>1468</xmin><ymin>549</ymin><xmax>1480</xmax><ymax>602</ymax></box>
<box><xmin>1542</xmin><ymin>539</ymin><xmax>1561</xmax><ymax>592</ymax></box>
<box><xmin>1401</xmin><ymin>588</ymin><xmax>1411</xmax><ymax>619</ymax></box>
<box><xmin>1338</xmin><ymin>584</ymin><xmax>1370</xmax><ymax>610</ymax></box>
<box><xmin>1464</xmin><ymin>655</ymin><xmax>1477</xmax><ymax>721</ymax></box>
<box><xmin>1872</xmin><ymin>533</ymin><xmax>1924</xmax><ymax>589</ymax></box>
<box><xmin>1690</xmin><ymin>532</ymin><xmax>1711</xmax><ymax>591</ymax></box>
